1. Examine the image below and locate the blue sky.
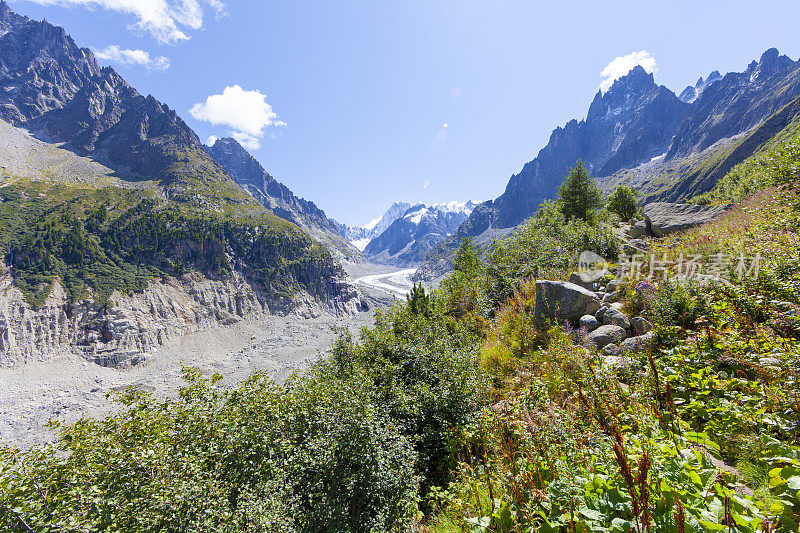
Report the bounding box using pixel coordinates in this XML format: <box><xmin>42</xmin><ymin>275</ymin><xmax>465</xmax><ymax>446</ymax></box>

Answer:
<box><xmin>9</xmin><ymin>0</ymin><xmax>800</xmax><ymax>226</ymax></box>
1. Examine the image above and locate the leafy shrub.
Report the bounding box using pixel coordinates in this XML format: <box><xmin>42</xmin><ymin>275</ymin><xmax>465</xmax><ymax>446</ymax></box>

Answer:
<box><xmin>0</xmin><ymin>369</ymin><xmax>417</xmax><ymax>532</ymax></box>
<box><xmin>486</xmin><ymin>202</ymin><xmax>619</xmax><ymax>306</ymax></box>
<box><xmin>327</xmin><ymin>306</ymin><xmax>486</xmax><ymax>492</ymax></box>
<box><xmin>606</xmin><ymin>185</ymin><xmax>639</xmax><ymax>221</ymax></box>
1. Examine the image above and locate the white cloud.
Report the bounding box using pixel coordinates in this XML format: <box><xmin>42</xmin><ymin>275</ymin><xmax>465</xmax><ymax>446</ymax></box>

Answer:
<box><xmin>93</xmin><ymin>45</ymin><xmax>170</xmax><ymax>70</ymax></box>
<box><xmin>231</xmin><ymin>131</ymin><xmax>261</xmax><ymax>151</ymax></box>
<box><xmin>599</xmin><ymin>50</ymin><xmax>657</xmax><ymax>92</ymax></box>
<box><xmin>24</xmin><ymin>0</ymin><xmax>225</xmax><ymax>43</ymax></box>
<box><xmin>423</xmin><ymin>180</ymin><xmax>430</xmax><ymax>190</ymax></box>
<box><xmin>205</xmin><ymin>135</ymin><xmax>218</xmax><ymax>146</ymax></box>
<box><xmin>189</xmin><ymin>85</ymin><xmax>285</xmax><ymax>151</ymax></box>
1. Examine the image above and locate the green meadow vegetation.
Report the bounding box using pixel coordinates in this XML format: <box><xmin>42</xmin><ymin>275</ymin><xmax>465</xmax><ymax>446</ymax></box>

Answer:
<box><xmin>2</xmin><ymin>131</ymin><xmax>800</xmax><ymax>531</ymax></box>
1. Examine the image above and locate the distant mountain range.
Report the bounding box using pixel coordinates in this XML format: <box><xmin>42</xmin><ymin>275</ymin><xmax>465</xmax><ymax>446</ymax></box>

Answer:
<box><xmin>415</xmin><ymin>48</ymin><xmax>800</xmax><ymax>280</ymax></box>
<box><xmin>359</xmin><ymin>201</ymin><xmax>477</xmax><ymax>266</ymax></box>
<box><xmin>341</xmin><ymin>202</ymin><xmax>413</xmax><ymax>251</ymax></box>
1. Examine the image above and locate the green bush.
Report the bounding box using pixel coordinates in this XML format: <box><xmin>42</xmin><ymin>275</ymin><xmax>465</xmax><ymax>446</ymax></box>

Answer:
<box><xmin>0</xmin><ymin>369</ymin><xmax>417</xmax><ymax>532</ymax></box>
<box><xmin>606</xmin><ymin>185</ymin><xmax>639</xmax><ymax>221</ymax></box>
<box><xmin>486</xmin><ymin>201</ymin><xmax>619</xmax><ymax>306</ymax></box>
<box><xmin>327</xmin><ymin>306</ymin><xmax>486</xmax><ymax>491</ymax></box>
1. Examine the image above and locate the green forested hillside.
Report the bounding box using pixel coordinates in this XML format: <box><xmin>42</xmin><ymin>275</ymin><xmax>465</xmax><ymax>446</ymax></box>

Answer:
<box><xmin>0</xmin><ymin>177</ymin><xmax>341</xmax><ymax>308</ymax></box>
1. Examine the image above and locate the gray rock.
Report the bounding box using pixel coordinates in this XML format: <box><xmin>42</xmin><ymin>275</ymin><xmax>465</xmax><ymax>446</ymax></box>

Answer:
<box><xmin>595</xmin><ymin>305</ymin><xmax>609</xmax><ymax>321</ymax></box>
<box><xmin>579</xmin><ymin>315</ymin><xmax>601</xmax><ymax>331</ymax></box>
<box><xmin>619</xmin><ymin>331</ymin><xmax>657</xmax><ymax>354</ymax></box>
<box><xmin>601</xmin><ymin>343</ymin><xmax>621</xmax><ymax>356</ymax></box>
<box><xmin>610</xmin><ymin>302</ymin><xmax>624</xmax><ymax>311</ymax></box>
<box><xmin>631</xmin><ymin>317</ymin><xmax>653</xmax><ymax>336</ymax></box>
<box><xmin>587</xmin><ymin>325</ymin><xmax>627</xmax><ymax>349</ymax></box>
<box><xmin>629</xmin><ymin>219</ymin><xmax>650</xmax><ymax>238</ymax></box>
<box><xmin>605</xmin><ymin>279</ymin><xmax>620</xmax><ymax>293</ymax></box>
<box><xmin>602</xmin><ymin>291</ymin><xmax>622</xmax><ymax>304</ymax></box>
<box><xmin>603</xmin><ymin>308</ymin><xmax>631</xmax><ymax>329</ymax></box>
<box><xmin>603</xmin><ymin>355</ymin><xmax>640</xmax><ymax>374</ymax></box>
<box><xmin>595</xmin><ymin>291</ymin><xmax>606</xmax><ymax>299</ymax></box>
<box><xmin>643</xmin><ymin>202</ymin><xmax>731</xmax><ymax>237</ymax></box>
<box><xmin>569</xmin><ymin>272</ymin><xmax>594</xmax><ymax>290</ymax></box>
<box><xmin>534</xmin><ymin>280</ymin><xmax>602</xmax><ymax>324</ymax></box>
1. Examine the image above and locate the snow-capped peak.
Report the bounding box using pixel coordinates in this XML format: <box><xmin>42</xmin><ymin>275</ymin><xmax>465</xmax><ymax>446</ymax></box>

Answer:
<box><xmin>401</xmin><ymin>200</ymin><xmax>478</xmax><ymax>225</ymax></box>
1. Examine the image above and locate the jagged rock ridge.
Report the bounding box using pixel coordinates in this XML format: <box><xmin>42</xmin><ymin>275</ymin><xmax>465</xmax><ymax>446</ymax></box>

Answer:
<box><xmin>207</xmin><ymin>137</ymin><xmax>362</xmax><ymax>261</ymax></box>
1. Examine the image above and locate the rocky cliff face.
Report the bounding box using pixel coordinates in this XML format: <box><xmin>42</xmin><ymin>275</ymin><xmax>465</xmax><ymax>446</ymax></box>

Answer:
<box><xmin>0</xmin><ymin>1</ymin><xmax>100</xmax><ymax>125</ymax></box>
<box><xmin>0</xmin><ymin>271</ymin><xmax>359</xmax><ymax>368</ymax></box>
<box><xmin>207</xmin><ymin>137</ymin><xmax>362</xmax><ymax>261</ymax></box>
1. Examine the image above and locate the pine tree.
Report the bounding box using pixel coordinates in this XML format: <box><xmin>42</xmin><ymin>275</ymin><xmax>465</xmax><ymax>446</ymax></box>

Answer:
<box><xmin>558</xmin><ymin>161</ymin><xmax>602</xmax><ymax>221</ymax></box>
<box><xmin>406</xmin><ymin>283</ymin><xmax>431</xmax><ymax>316</ymax></box>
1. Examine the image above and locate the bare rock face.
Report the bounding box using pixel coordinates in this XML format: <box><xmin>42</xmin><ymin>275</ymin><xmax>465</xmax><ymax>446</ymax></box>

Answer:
<box><xmin>0</xmin><ymin>273</ymin><xmax>361</xmax><ymax>368</ymax></box>
<box><xmin>643</xmin><ymin>202</ymin><xmax>730</xmax><ymax>237</ymax></box>
<box><xmin>0</xmin><ymin>2</ymin><xmax>101</xmax><ymax>125</ymax></box>
<box><xmin>534</xmin><ymin>280</ymin><xmax>602</xmax><ymax>325</ymax></box>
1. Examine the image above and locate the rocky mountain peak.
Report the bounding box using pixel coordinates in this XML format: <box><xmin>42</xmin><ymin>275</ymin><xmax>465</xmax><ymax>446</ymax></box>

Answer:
<box><xmin>679</xmin><ymin>70</ymin><xmax>723</xmax><ymax>103</ymax></box>
<box><xmin>748</xmin><ymin>47</ymin><xmax>795</xmax><ymax>81</ymax></box>
<box><xmin>588</xmin><ymin>65</ymin><xmax>658</xmax><ymax>123</ymax></box>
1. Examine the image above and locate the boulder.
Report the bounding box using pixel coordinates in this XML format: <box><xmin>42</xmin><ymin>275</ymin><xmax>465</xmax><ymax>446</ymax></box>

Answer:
<box><xmin>603</xmin><ymin>308</ymin><xmax>631</xmax><ymax>329</ymax></box>
<box><xmin>605</xmin><ymin>279</ymin><xmax>620</xmax><ymax>293</ymax></box>
<box><xmin>631</xmin><ymin>317</ymin><xmax>653</xmax><ymax>336</ymax></box>
<box><xmin>603</xmin><ymin>355</ymin><xmax>640</xmax><ymax>374</ymax></box>
<box><xmin>643</xmin><ymin>202</ymin><xmax>731</xmax><ymax>237</ymax></box>
<box><xmin>569</xmin><ymin>272</ymin><xmax>594</xmax><ymax>290</ymax></box>
<box><xmin>587</xmin><ymin>325</ymin><xmax>627</xmax><ymax>349</ymax></box>
<box><xmin>595</xmin><ymin>305</ymin><xmax>609</xmax><ymax>321</ymax></box>
<box><xmin>579</xmin><ymin>314</ymin><xmax>601</xmax><ymax>331</ymax></box>
<box><xmin>629</xmin><ymin>219</ymin><xmax>650</xmax><ymax>238</ymax></box>
<box><xmin>602</xmin><ymin>291</ymin><xmax>622</xmax><ymax>304</ymax></box>
<box><xmin>620</xmin><ymin>331</ymin><xmax>657</xmax><ymax>354</ymax></box>
<box><xmin>601</xmin><ymin>343</ymin><xmax>621</xmax><ymax>356</ymax></box>
<box><xmin>534</xmin><ymin>280</ymin><xmax>602</xmax><ymax>324</ymax></box>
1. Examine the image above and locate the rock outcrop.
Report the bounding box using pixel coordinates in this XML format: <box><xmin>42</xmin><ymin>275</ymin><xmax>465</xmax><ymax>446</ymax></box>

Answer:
<box><xmin>643</xmin><ymin>202</ymin><xmax>730</xmax><ymax>237</ymax></box>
